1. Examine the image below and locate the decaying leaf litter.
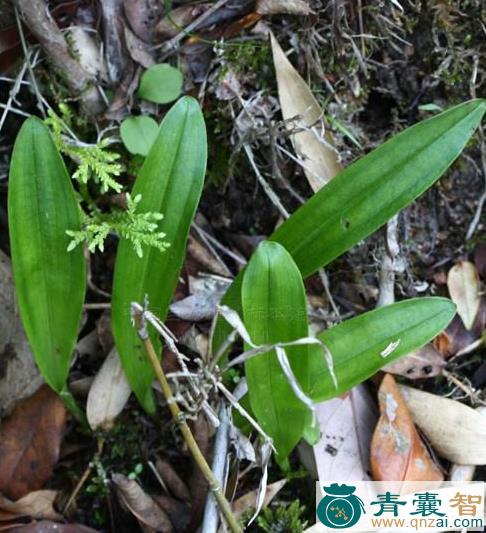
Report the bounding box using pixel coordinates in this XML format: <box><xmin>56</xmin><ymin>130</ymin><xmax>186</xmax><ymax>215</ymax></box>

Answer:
<box><xmin>0</xmin><ymin>0</ymin><xmax>485</xmax><ymax>531</ymax></box>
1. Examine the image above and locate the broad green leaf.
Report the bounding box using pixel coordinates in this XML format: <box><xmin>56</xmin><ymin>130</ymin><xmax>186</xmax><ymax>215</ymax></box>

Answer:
<box><xmin>8</xmin><ymin>117</ymin><xmax>86</xmax><ymax>394</ymax></box>
<box><xmin>212</xmin><ymin>99</ymin><xmax>485</xmax><ymax>352</ymax></box>
<box><xmin>242</xmin><ymin>241</ymin><xmax>313</xmax><ymax>466</ymax></box>
<box><xmin>309</xmin><ymin>297</ymin><xmax>455</xmax><ymax>401</ymax></box>
<box><xmin>120</xmin><ymin>116</ymin><xmax>159</xmax><ymax>156</ymax></box>
<box><xmin>112</xmin><ymin>97</ymin><xmax>207</xmax><ymax>412</ymax></box>
<box><xmin>137</xmin><ymin>64</ymin><xmax>183</xmax><ymax>104</ymax></box>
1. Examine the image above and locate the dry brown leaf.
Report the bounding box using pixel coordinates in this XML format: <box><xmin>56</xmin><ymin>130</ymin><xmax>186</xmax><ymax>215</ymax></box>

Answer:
<box><xmin>383</xmin><ymin>344</ymin><xmax>444</xmax><ymax>379</ymax></box>
<box><xmin>0</xmin><ymin>250</ymin><xmax>43</xmax><ymax>415</ymax></box>
<box><xmin>155</xmin><ymin>458</ymin><xmax>190</xmax><ymax>502</ymax></box>
<box><xmin>447</xmin><ymin>261</ymin><xmax>481</xmax><ymax>330</ymax></box>
<box><xmin>86</xmin><ymin>348</ymin><xmax>131</xmax><ymax>431</ymax></box>
<box><xmin>370</xmin><ymin>374</ymin><xmax>443</xmax><ymax>481</ymax></box>
<box><xmin>231</xmin><ymin>479</ymin><xmax>287</xmax><ymax>519</ymax></box>
<box><xmin>434</xmin><ymin>315</ymin><xmax>479</xmax><ymax>358</ymax></box>
<box><xmin>124</xmin><ymin>26</ymin><xmax>155</xmax><ymax>69</ymax></box>
<box><xmin>312</xmin><ymin>385</ymin><xmax>377</xmax><ymax>481</ymax></box>
<box><xmin>256</xmin><ymin>0</ymin><xmax>312</xmax><ymax>15</ymax></box>
<box><xmin>187</xmin><ymin>235</ymin><xmax>231</xmax><ymax>277</ymax></box>
<box><xmin>112</xmin><ymin>474</ymin><xmax>173</xmax><ymax>532</ymax></box>
<box><xmin>0</xmin><ymin>491</ymin><xmax>61</xmax><ymax>522</ymax></box>
<box><xmin>270</xmin><ymin>32</ymin><xmax>341</xmax><ymax>191</ymax></box>
<box><xmin>0</xmin><ymin>386</ymin><xmax>66</xmax><ymax>499</ymax></box>
<box><xmin>154</xmin><ymin>4</ymin><xmax>212</xmax><ymax>40</ymax></box>
<box><xmin>398</xmin><ymin>385</ymin><xmax>486</xmax><ymax>465</ymax></box>
<box><xmin>473</xmin><ymin>243</ymin><xmax>486</xmax><ymax>280</ymax></box>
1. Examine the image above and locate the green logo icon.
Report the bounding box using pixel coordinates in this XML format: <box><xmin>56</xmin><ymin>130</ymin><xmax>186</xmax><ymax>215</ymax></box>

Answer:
<box><xmin>317</xmin><ymin>483</ymin><xmax>365</xmax><ymax>529</ymax></box>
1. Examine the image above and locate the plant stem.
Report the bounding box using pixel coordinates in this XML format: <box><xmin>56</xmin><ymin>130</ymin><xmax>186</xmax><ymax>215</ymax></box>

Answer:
<box><xmin>131</xmin><ymin>305</ymin><xmax>243</xmax><ymax>533</ymax></box>
<box><xmin>60</xmin><ymin>387</ymin><xmax>88</xmax><ymax>428</ymax></box>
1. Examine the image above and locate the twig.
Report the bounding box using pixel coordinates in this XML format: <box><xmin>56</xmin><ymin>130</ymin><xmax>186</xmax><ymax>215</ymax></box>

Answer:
<box><xmin>157</xmin><ymin>0</ymin><xmax>230</xmax><ymax>57</ymax></box>
<box><xmin>201</xmin><ymin>405</ymin><xmax>231</xmax><ymax>533</ymax></box>
<box><xmin>466</xmin><ymin>55</ymin><xmax>486</xmax><ymax>240</ymax></box>
<box><xmin>244</xmin><ymin>143</ymin><xmax>290</xmax><ymax>219</ymax></box>
<box><xmin>0</xmin><ymin>57</ymin><xmax>29</xmax><ymax>135</ymax></box>
<box><xmin>377</xmin><ymin>214</ymin><xmax>400</xmax><ymax>307</ymax></box>
<box><xmin>63</xmin><ymin>437</ymin><xmax>105</xmax><ymax>514</ymax></box>
<box><xmin>131</xmin><ymin>301</ymin><xmax>243</xmax><ymax>533</ymax></box>
<box><xmin>13</xmin><ymin>0</ymin><xmax>104</xmax><ymax>114</ymax></box>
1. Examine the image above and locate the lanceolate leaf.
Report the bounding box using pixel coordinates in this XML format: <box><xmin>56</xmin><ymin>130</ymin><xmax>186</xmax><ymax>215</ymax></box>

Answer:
<box><xmin>112</xmin><ymin>97</ymin><xmax>207</xmax><ymax>412</ymax></box>
<box><xmin>309</xmin><ymin>298</ymin><xmax>455</xmax><ymax>401</ymax></box>
<box><xmin>242</xmin><ymin>242</ymin><xmax>313</xmax><ymax>466</ymax></box>
<box><xmin>212</xmin><ymin>100</ymin><xmax>485</xmax><ymax>351</ymax></box>
<box><xmin>8</xmin><ymin>117</ymin><xmax>86</xmax><ymax>395</ymax></box>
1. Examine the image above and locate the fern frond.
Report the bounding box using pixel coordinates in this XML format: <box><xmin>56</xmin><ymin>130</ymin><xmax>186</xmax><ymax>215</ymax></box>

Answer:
<box><xmin>45</xmin><ymin>109</ymin><xmax>123</xmax><ymax>193</ymax></box>
<box><xmin>66</xmin><ymin>194</ymin><xmax>170</xmax><ymax>257</ymax></box>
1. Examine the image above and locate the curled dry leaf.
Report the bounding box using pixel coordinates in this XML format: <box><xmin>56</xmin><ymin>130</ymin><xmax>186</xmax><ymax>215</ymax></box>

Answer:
<box><xmin>270</xmin><ymin>32</ymin><xmax>341</xmax><ymax>192</ymax></box>
<box><xmin>434</xmin><ymin>314</ymin><xmax>480</xmax><ymax>359</ymax></box>
<box><xmin>370</xmin><ymin>374</ymin><xmax>443</xmax><ymax>481</ymax></box>
<box><xmin>86</xmin><ymin>348</ymin><xmax>131</xmax><ymax>431</ymax></box>
<box><xmin>0</xmin><ymin>385</ymin><xmax>66</xmax><ymax>499</ymax></box>
<box><xmin>112</xmin><ymin>473</ymin><xmax>173</xmax><ymax>533</ymax></box>
<box><xmin>447</xmin><ymin>261</ymin><xmax>481</xmax><ymax>330</ymax></box>
<box><xmin>398</xmin><ymin>385</ymin><xmax>486</xmax><ymax>465</ymax></box>
<box><xmin>311</xmin><ymin>385</ymin><xmax>377</xmax><ymax>481</ymax></box>
<box><xmin>0</xmin><ymin>250</ymin><xmax>43</xmax><ymax>415</ymax></box>
<box><xmin>231</xmin><ymin>479</ymin><xmax>287</xmax><ymax>519</ymax></box>
<box><xmin>155</xmin><ymin>458</ymin><xmax>191</xmax><ymax>502</ymax></box>
<box><xmin>383</xmin><ymin>344</ymin><xmax>445</xmax><ymax>379</ymax></box>
<box><xmin>0</xmin><ymin>490</ymin><xmax>61</xmax><ymax>522</ymax></box>
<box><xmin>256</xmin><ymin>0</ymin><xmax>312</xmax><ymax>15</ymax></box>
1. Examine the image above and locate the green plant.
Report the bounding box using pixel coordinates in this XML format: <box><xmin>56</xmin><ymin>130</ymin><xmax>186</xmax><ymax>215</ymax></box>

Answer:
<box><xmin>256</xmin><ymin>500</ymin><xmax>308</xmax><ymax>533</ymax></box>
<box><xmin>7</xmin><ymin>96</ymin><xmax>485</xmax><ymax>450</ymax></box>
<box><xmin>120</xmin><ymin>115</ymin><xmax>159</xmax><ymax>156</ymax></box>
<box><xmin>112</xmin><ymin>96</ymin><xmax>207</xmax><ymax>412</ymax></box>
<box><xmin>8</xmin><ymin>117</ymin><xmax>86</xmax><ymax>420</ymax></box>
<box><xmin>213</xmin><ymin>99</ymin><xmax>485</xmax><ymax>463</ymax></box>
<box><xmin>137</xmin><ymin>63</ymin><xmax>183</xmax><ymax>104</ymax></box>
<box><xmin>66</xmin><ymin>193</ymin><xmax>170</xmax><ymax>257</ymax></box>
<box><xmin>45</xmin><ymin>106</ymin><xmax>123</xmax><ymax>193</ymax></box>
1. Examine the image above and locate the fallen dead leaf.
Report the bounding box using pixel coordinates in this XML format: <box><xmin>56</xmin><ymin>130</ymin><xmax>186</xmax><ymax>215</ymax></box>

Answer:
<box><xmin>383</xmin><ymin>344</ymin><xmax>444</xmax><ymax>379</ymax></box>
<box><xmin>112</xmin><ymin>474</ymin><xmax>173</xmax><ymax>533</ymax></box>
<box><xmin>187</xmin><ymin>235</ymin><xmax>231</xmax><ymax>277</ymax></box>
<box><xmin>398</xmin><ymin>385</ymin><xmax>486</xmax><ymax>465</ymax></box>
<box><xmin>154</xmin><ymin>3</ymin><xmax>212</xmax><ymax>40</ymax></box>
<box><xmin>448</xmin><ymin>407</ymin><xmax>486</xmax><ymax>481</ymax></box>
<box><xmin>256</xmin><ymin>0</ymin><xmax>312</xmax><ymax>15</ymax></box>
<box><xmin>270</xmin><ymin>32</ymin><xmax>341</xmax><ymax>191</ymax></box>
<box><xmin>155</xmin><ymin>458</ymin><xmax>190</xmax><ymax>503</ymax></box>
<box><xmin>231</xmin><ymin>479</ymin><xmax>287</xmax><ymax>519</ymax></box>
<box><xmin>473</xmin><ymin>243</ymin><xmax>486</xmax><ymax>280</ymax></box>
<box><xmin>86</xmin><ymin>348</ymin><xmax>131</xmax><ymax>431</ymax></box>
<box><xmin>0</xmin><ymin>490</ymin><xmax>61</xmax><ymax>522</ymax></box>
<box><xmin>0</xmin><ymin>250</ymin><xmax>43</xmax><ymax>415</ymax></box>
<box><xmin>370</xmin><ymin>374</ymin><xmax>443</xmax><ymax>481</ymax></box>
<box><xmin>170</xmin><ymin>276</ymin><xmax>230</xmax><ymax>321</ymax></box>
<box><xmin>311</xmin><ymin>385</ymin><xmax>377</xmax><ymax>481</ymax></box>
<box><xmin>434</xmin><ymin>314</ymin><xmax>480</xmax><ymax>358</ymax></box>
<box><xmin>0</xmin><ymin>385</ymin><xmax>66</xmax><ymax>499</ymax></box>
<box><xmin>447</xmin><ymin>261</ymin><xmax>481</xmax><ymax>330</ymax></box>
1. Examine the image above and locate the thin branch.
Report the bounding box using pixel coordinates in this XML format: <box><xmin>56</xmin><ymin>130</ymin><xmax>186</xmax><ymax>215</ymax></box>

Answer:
<box><xmin>131</xmin><ymin>301</ymin><xmax>242</xmax><ymax>533</ymax></box>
